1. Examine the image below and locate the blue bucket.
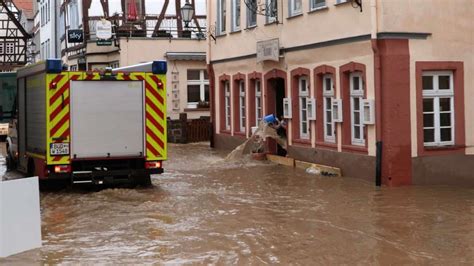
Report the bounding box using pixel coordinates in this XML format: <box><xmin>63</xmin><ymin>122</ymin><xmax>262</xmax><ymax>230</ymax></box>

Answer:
<box><xmin>263</xmin><ymin>114</ymin><xmax>277</xmax><ymax>124</ymax></box>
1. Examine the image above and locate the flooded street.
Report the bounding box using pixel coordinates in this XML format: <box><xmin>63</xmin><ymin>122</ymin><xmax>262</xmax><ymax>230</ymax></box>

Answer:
<box><xmin>1</xmin><ymin>142</ymin><xmax>473</xmax><ymax>264</ymax></box>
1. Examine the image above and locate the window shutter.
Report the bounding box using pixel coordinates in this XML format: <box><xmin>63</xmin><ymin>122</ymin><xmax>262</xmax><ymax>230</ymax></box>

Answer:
<box><xmin>283</xmin><ymin>98</ymin><xmax>292</xmax><ymax>118</ymax></box>
<box><xmin>362</xmin><ymin>99</ymin><xmax>375</xmax><ymax>125</ymax></box>
<box><xmin>307</xmin><ymin>98</ymin><xmax>316</xmax><ymax>120</ymax></box>
<box><xmin>332</xmin><ymin>99</ymin><xmax>343</xmax><ymax>122</ymax></box>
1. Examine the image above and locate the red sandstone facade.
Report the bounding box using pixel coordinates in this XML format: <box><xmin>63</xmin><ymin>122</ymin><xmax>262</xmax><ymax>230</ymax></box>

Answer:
<box><xmin>207</xmin><ymin>1</ymin><xmax>473</xmax><ymax>186</ymax></box>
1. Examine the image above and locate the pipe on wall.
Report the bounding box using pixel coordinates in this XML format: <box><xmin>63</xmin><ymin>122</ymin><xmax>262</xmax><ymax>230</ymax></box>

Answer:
<box><xmin>206</xmin><ymin>0</ymin><xmax>215</xmax><ymax>148</ymax></box>
<box><xmin>370</xmin><ymin>0</ymin><xmax>383</xmax><ymax>186</ymax></box>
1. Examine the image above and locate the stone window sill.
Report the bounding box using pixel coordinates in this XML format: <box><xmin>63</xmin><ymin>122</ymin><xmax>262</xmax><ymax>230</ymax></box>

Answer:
<box><xmin>308</xmin><ymin>6</ymin><xmax>329</xmax><ymax>14</ymax></box>
<box><xmin>293</xmin><ymin>138</ymin><xmax>311</xmax><ymax>146</ymax></box>
<box><xmin>315</xmin><ymin>141</ymin><xmax>337</xmax><ymax>150</ymax></box>
<box><xmin>286</xmin><ymin>13</ymin><xmax>303</xmax><ymax>20</ymax></box>
<box><xmin>342</xmin><ymin>144</ymin><xmax>368</xmax><ymax>154</ymax></box>
<box><xmin>334</xmin><ymin>1</ymin><xmax>351</xmax><ymax>6</ymax></box>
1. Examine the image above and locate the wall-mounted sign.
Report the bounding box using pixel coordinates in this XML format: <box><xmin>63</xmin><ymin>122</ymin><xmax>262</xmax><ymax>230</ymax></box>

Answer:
<box><xmin>96</xmin><ymin>39</ymin><xmax>112</xmax><ymax>46</ymax></box>
<box><xmin>67</xmin><ymin>29</ymin><xmax>83</xmax><ymax>43</ymax></box>
<box><xmin>96</xmin><ymin>19</ymin><xmax>112</xmax><ymax>40</ymax></box>
<box><xmin>256</xmin><ymin>38</ymin><xmax>280</xmax><ymax>63</ymax></box>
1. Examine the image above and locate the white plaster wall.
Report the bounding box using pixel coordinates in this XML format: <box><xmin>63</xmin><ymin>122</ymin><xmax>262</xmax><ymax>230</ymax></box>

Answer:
<box><xmin>118</xmin><ymin>39</ymin><xmax>208</xmax><ymax>120</ymax></box>
<box><xmin>209</xmin><ymin>0</ymin><xmax>372</xmax><ymax>62</ymax></box>
<box><xmin>377</xmin><ymin>0</ymin><xmax>474</xmax><ymax>156</ymax></box>
<box><xmin>212</xmin><ymin>40</ymin><xmax>376</xmax><ymax>155</ymax></box>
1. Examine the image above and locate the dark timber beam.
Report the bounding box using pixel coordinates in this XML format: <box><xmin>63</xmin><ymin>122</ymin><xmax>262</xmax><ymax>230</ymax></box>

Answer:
<box><xmin>175</xmin><ymin>0</ymin><xmax>183</xmax><ymax>36</ymax></box>
<box><xmin>191</xmin><ymin>0</ymin><xmax>202</xmax><ymax>33</ymax></box>
<box><xmin>100</xmin><ymin>0</ymin><xmax>109</xmax><ymax>17</ymax></box>
<box><xmin>152</xmin><ymin>0</ymin><xmax>169</xmax><ymax>37</ymax></box>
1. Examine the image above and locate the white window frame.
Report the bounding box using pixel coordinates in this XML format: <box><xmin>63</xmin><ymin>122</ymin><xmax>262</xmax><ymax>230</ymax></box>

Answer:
<box><xmin>47</xmin><ymin>0</ymin><xmax>50</xmax><ymax>22</ymax></box>
<box><xmin>69</xmin><ymin>0</ymin><xmax>79</xmax><ymax>29</ymax></box>
<box><xmin>422</xmin><ymin>71</ymin><xmax>455</xmax><ymax>146</ymax></box>
<box><xmin>239</xmin><ymin>80</ymin><xmax>246</xmax><ymax>132</ymax></box>
<box><xmin>5</xmin><ymin>42</ymin><xmax>14</xmax><ymax>55</ymax></box>
<box><xmin>299</xmin><ymin>76</ymin><xmax>310</xmax><ymax>139</ymax></box>
<box><xmin>336</xmin><ymin>0</ymin><xmax>348</xmax><ymax>4</ymax></box>
<box><xmin>323</xmin><ymin>74</ymin><xmax>335</xmax><ymax>143</ymax></box>
<box><xmin>187</xmin><ymin>69</ymin><xmax>210</xmax><ymax>108</ymax></box>
<box><xmin>310</xmin><ymin>0</ymin><xmax>326</xmax><ymax>10</ymax></box>
<box><xmin>231</xmin><ymin>0</ymin><xmax>241</xmax><ymax>31</ymax></box>
<box><xmin>217</xmin><ymin>0</ymin><xmax>227</xmax><ymax>34</ymax></box>
<box><xmin>289</xmin><ymin>0</ymin><xmax>302</xmax><ymax>17</ymax></box>
<box><xmin>246</xmin><ymin>0</ymin><xmax>257</xmax><ymax>28</ymax></box>
<box><xmin>255</xmin><ymin>79</ymin><xmax>262</xmax><ymax>126</ymax></box>
<box><xmin>266</xmin><ymin>0</ymin><xmax>277</xmax><ymax>24</ymax></box>
<box><xmin>224</xmin><ymin>81</ymin><xmax>231</xmax><ymax>130</ymax></box>
<box><xmin>350</xmin><ymin>72</ymin><xmax>365</xmax><ymax>146</ymax></box>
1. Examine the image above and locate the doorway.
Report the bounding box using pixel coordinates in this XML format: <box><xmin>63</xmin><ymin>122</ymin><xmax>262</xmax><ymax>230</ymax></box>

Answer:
<box><xmin>266</xmin><ymin>77</ymin><xmax>287</xmax><ymax>156</ymax></box>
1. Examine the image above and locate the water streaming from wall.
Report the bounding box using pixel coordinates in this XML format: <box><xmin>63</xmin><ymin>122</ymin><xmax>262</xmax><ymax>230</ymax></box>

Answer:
<box><xmin>225</xmin><ymin>122</ymin><xmax>287</xmax><ymax>161</ymax></box>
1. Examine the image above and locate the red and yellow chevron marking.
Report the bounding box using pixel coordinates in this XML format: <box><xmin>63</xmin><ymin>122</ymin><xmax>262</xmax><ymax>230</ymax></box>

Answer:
<box><xmin>144</xmin><ymin>73</ymin><xmax>167</xmax><ymax>161</ymax></box>
<box><xmin>45</xmin><ymin>71</ymin><xmax>167</xmax><ymax>164</ymax></box>
<box><xmin>46</xmin><ymin>72</ymin><xmax>83</xmax><ymax>164</ymax></box>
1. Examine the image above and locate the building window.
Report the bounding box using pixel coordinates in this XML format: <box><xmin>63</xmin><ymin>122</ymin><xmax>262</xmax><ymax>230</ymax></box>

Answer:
<box><xmin>70</xmin><ymin>65</ymin><xmax>78</xmax><ymax>71</ymax></box>
<box><xmin>422</xmin><ymin>71</ymin><xmax>455</xmax><ymax>146</ymax></box>
<box><xmin>311</xmin><ymin>0</ymin><xmax>326</xmax><ymax>10</ymax></box>
<box><xmin>350</xmin><ymin>73</ymin><xmax>364</xmax><ymax>145</ymax></box>
<box><xmin>336</xmin><ymin>0</ymin><xmax>348</xmax><ymax>4</ymax></box>
<box><xmin>217</xmin><ymin>0</ymin><xmax>226</xmax><ymax>34</ymax></box>
<box><xmin>41</xmin><ymin>6</ymin><xmax>44</xmax><ymax>26</ymax></box>
<box><xmin>239</xmin><ymin>80</ymin><xmax>246</xmax><ymax>132</ymax></box>
<box><xmin>109</xmin><ymin>61</ymin><xmax>120</xmax><ymax>69</ymax></box>
<box><xmin>47</xmin><ymin>0</ymin><xmax>50</xmax><ymax>22</ymax></box>
<box><xmin>5</xmin><ymin>43</ymin><xmax>14</xmax><ymax>55</ymax></box>
<box><xmin>69</xmin><ymin>0</ymin><xmax>79</xmax><ymax>29</ymax></box>
<box><xmin>45</xmin><ymin>39</ymin><xmax>49</xmax><ymax>59</ymax></box>
<box><xmin>255</xmin><ymin>79</ymin><xmax>262</xmax><ymax>125</ymax></box>
<box><xmin>299</xmin><ymin>76</ymin><xmax>309</xmax><ymax>139</ymax></box>
<box><xmin>187</xmin><ymin>69</ymin><xmax>209</xmax><ymax>108</ymax></box>
<box><xmin>224</xmin><ymin>81</ymin><xmax>231</xmax><ymax>130</ymax></box>
<box><xmin>266</xmin><ymin>0</ymin><xmax>277</xmax><ymax>23</ymax></box>
<box><xmin>289</xmin><ymin>0</ymin><xmax>302</xmax><ymax>16</ymax></box>
<box><xmin>231</xmin><ymin>0</ymin><xmax>240</xmax><ymax>31</ymax></box>
<box><xmin>0</xmin><ymin>43</ymin><xmax>3</xmax><ymax>54</ymax></box>
<box><xmin>246</xmin><ymin>0</ymin><xmax>257</xmax><ymax>27</ymax></box>
<box><xmin>323</xmin><ymin>74</ymin><xmax>335</xmax><ymax>142</ymax></box>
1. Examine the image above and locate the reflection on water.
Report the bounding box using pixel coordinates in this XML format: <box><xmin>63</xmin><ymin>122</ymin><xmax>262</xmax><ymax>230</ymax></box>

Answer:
<box><xmin>1</xmin><ymin>142</ymin><xmax>473</xmax><ymax>264</ymax></box>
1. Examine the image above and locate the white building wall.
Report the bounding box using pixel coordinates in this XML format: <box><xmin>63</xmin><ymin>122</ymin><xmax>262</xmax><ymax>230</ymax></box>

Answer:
<box><xmin>39</xmin><ymin>0</ymin><xmax>57</xmax><ymax>60</ymax></box>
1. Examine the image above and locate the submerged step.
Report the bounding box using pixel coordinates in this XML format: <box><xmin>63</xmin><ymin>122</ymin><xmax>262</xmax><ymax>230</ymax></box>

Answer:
<box><xmin>266</xmin><ymin>155</ymin><xmax>342</xmax><ymax>177</ymax></box>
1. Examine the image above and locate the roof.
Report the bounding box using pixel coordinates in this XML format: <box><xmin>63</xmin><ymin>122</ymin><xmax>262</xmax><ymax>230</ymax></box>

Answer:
<box><xmin>165</xmin><ymin>52</ymin><xmax>206</xmax><ymax>61</ymax></box>
<box><xmin>13</xmin><ymin>0</ymin><xmax>33</xmax><ymax>19</ymax></box>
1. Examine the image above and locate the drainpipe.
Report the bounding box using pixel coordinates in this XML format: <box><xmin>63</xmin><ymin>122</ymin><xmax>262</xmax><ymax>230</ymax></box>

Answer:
<box><xmin>371</xmin><ymin>0</ymin><xmax>382</xmax><ymax>186</ymax></box>
<box><xmin>206</xmin><ymin>0</ymin><xmax>215</xmax><ymax>148</ymax></box>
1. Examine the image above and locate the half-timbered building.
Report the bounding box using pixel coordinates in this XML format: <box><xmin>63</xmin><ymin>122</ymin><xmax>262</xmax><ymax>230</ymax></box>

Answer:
<box><xmin>0</xmin><ymin>0</ymin><xmax>31</xmax><ymax>71</ymax></box>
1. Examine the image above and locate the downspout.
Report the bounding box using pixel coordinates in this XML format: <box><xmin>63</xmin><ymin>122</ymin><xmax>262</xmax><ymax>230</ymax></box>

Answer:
<box><xmin>371</xmin><ymin>0</ymin><xmax>382</xmax><ymax>186</ymax></box>
<box><xmin>206</xmin><ymin>0</ymin><xmax>215</xmax><ymax>148</ymax></box>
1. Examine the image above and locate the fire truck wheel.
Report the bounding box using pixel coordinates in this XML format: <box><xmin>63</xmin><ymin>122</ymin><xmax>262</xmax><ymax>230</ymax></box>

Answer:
<box><xmin>27</xmin><ymin>158</ymin><xmax>35</xmax><ymax>177</ymax></box>
<box><xmin>5</xmin><ymin>145</ymin><xmax>15</xmax><ymax>171</ymax></box>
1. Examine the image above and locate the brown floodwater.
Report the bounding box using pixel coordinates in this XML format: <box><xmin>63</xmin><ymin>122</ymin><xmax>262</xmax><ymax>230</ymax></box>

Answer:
<box><xmin>0</xmin><ymin>142</ymin><xmax>473</xmax><ymax>264</ymax></box>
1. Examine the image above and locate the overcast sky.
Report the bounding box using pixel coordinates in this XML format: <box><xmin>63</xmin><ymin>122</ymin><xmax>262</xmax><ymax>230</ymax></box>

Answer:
<box><xmin>89</xmin><ymin>0</ymin><xmax>207</xmax><ymax>16</ymax></box>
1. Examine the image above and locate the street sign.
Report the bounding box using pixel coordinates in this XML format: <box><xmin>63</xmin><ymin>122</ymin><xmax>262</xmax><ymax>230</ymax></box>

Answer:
<box><xmin>96</xmin><ymin>39</ymin><xmax>112</xmax><ymax>46</ymax></box>
<box><xmin>96</xmin><ymin>19</ymin><xmax>112</xmax><ymax>40</ymax></box>
<box><xmin>256</xmin><ymin>38</ymin><xmax>280</xmax><ymax>63</ymax></box>
<box><xmin>67</xmin><ymin>29</ymin><xmax>83</xmax><ymax>43</ymax></box>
